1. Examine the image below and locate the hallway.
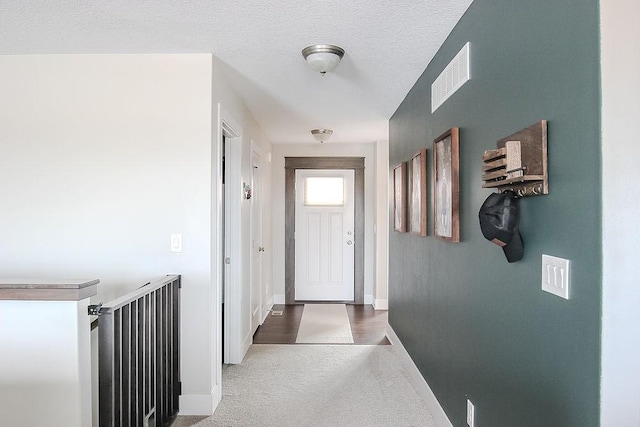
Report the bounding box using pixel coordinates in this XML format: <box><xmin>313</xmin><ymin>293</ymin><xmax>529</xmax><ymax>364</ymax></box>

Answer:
<box><xmin>253</xmin><ymin>304</ymin><xmax>390</xmax><ymax>345</ymax></box>
<box><xmin>173</xmin><ymin>305</ymin><xmax>434</xmax><ymax>426</ymax></box>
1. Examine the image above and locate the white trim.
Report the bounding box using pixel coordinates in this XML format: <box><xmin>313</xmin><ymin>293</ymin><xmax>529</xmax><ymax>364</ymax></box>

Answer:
<box><xmin>600</xmin><ymin>1</ymin><xmax>640</xmax><ymax>424</ymax></box>
<box><xmin>219</xmin><ymin>103</ymin><xmax>245</xmax><ymax>366</ymax></box>
<box><xmin>250</xmin><ymin>141</ymin><xmax>264</xmax><ymax>336</ymax></box>
<box><xmin>263</xmin><ymin>295</ymin><xmax>274</xmax><ymax>323</ymax></box>
<box><xmin>386</xmin><ymin>325</ymin><xmax>452</xmax><ymax>427</ymax></box>
<box><xmin>364</xmin><ymin>294</ymin><xmax>374</xmax><ymax>305</ymax></box>
<box><xmin>273</xmin><ymin>294</ymin><xmax>285</xmax><ymax>305</ymax></box>
<box><xmin>212</xmin><ymin>103</ymin><xmax>224</xmax><ymax>411</ymax></box>
<box><xmin>373</xmin><ymin>299</ymin><xmax>388</xmax><ymax>310</ymax></box>
<box><xmin>241</xmin><ymin>331</ymin><xmax>252</xmax><ymax>360</ymax></box>
<box><xmin>179</xmin><ymin>387</ymin><xmax>219</xmax><ymax>416</ymax></box>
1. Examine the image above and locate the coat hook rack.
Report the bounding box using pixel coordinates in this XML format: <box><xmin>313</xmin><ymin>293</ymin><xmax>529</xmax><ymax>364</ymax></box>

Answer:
<box><xmin>481</xmin><ymin>120</ymin><xmax>548</xmax><ymax>197</ymax></box>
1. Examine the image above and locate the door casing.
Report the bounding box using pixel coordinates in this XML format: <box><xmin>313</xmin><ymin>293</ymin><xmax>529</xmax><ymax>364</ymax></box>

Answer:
<box><xmin>285</xmin><ymin>157</ymin><xmax>365</xmax><ymax>305</ymax></box>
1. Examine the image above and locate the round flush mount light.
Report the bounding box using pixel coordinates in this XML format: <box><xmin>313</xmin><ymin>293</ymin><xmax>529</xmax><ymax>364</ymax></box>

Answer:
<box><xmin>311</xmin><ymin>129</ymin><xmax>333</xmax><ymax>143</ymax></box>
<box><xmin>302</xmin><ymin>44</ymin><xmax>345</xmax><ymax>75</ymax></box>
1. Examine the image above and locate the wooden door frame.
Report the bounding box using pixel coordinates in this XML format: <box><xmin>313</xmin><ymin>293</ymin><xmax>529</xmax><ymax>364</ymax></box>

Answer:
<box><xmin>285</xmin><ymin>157</ymin><xmax>365</xmax><ymax>305</ymax></box>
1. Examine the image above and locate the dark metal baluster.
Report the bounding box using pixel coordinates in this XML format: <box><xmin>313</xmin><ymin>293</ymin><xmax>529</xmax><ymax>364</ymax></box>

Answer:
<box><xmin>168</xmin><ymin>281</ymin><xmax>175</xmax><ymax>414</ymax></box>
<box><xmin>97</xmin><ymin>276</ymin><xmax>181</xmax><ymax>426</ymax></box>
<box><xmin>99</xmin><ymin>309</ymin><xmax>115</xmax><ymax>427</ymax></box>
<box><xmin>115</xmin><ymin>309</ymin><xmax>122</xmax><ymax>427</ymax></box>
<box><xmin>122</xmin><ymin>304</ymin><xmax>131</xmax><ymax>427</ymax></box>
<box><xmin>137</xmin><ymin>297</ymin><xmax>144</xmax><ymax>426</ymax></box>
<box><xmin>174</xmin><ymin>278</ymin><xmax>181</xmax><ymax>415</ymax></box>
<box><xmin>130</xmin><ymin>300</ymin><xmax>138</xmax><ymax>427</ymax></box>
<box><xmin>144</xmin><ymin>293</ymin><xmax>150</xmax><ymax>422</ymax></box>
<box><xmin>163</xmin><ymin>284</ymin><xmax>169</xmax><ymax>423</ymax></box>
<box><xmin>150</xmin><ymin>290</ymin><xmax>156</xmax><ymax>424</ymax></box>
<box><xmin>155</xmin><ymin>287</ymin><xmax>164</xmax><ymax>423</ymax></box>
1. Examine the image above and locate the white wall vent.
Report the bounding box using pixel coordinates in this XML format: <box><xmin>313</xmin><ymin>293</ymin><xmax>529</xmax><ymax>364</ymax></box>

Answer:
<box><xmin>431</xmin><ymin>42</ymin><xmax>471</xmax><ymax>113</ymax></box>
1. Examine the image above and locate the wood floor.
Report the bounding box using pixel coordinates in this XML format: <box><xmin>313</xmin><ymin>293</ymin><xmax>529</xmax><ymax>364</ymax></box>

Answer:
<box><xmin>253</xmin><ymin>304</ymin><xmax>390</xmax><ymax>345</ymax></box>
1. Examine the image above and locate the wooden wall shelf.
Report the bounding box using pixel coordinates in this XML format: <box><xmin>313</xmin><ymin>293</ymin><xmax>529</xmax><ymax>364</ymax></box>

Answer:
<box><xmin>482</xmin><ymin>120</ymin><xmax>548</xmax><ymax>197</ymax></box>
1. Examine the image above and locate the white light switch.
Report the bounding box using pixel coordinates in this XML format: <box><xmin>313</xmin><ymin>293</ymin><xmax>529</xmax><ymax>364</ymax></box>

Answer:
<box><xmin>170</xmin><ymin>234</ymin><xmax>182</xmax><ymax>253</ymax></box>
<box><xmin>542</xmin><ymin>254</ymin><xmax>570</xmax><ymax>299</ymax></box>
<box><xmin>467</xmin><ymin>399</ymin><xmax>475</xmax><ymax>427</ymax></box>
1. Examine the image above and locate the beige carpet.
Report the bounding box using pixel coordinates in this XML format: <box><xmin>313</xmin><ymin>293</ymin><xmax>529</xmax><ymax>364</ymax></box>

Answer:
<box><xmin>295</xmin><ymin>304</ymin><xmax>354</xmax><ymax>344</ymax></box>
<box><xmin>173</xmin><ymin>344</ymin><xmax>437</xmax><ymax>427</ymax></box>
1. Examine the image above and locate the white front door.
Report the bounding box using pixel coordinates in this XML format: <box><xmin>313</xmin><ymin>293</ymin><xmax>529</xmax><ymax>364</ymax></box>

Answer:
<box><xmin>295</xmin><ymin>169</ymin><xmax>355</xmax><ymax>301</ymax></box>
<box><xmin>250</xmin><ymin>148</ymin><xmax>263</xmax><ymax>334</ymax></box>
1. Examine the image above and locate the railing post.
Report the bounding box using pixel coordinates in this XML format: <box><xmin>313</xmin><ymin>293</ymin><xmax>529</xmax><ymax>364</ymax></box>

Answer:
<box><xmin>0</xmin><ymin>279</ymin><xmax>99</xmax><ymax>427</ymax></box>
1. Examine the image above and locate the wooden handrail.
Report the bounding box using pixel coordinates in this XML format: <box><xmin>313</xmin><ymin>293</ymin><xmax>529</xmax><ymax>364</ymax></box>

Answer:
<box><xmin>0</xmin><ymin>279</ymin><xmax>99</xmax><ymax>301</ymax></box>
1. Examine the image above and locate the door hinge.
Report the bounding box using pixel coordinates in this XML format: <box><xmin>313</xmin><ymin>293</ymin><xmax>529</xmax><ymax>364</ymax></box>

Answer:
<box><xmin>225</xmin><ymin>257</ymin><xmax>231</xmax><ymax>264</ymax></box>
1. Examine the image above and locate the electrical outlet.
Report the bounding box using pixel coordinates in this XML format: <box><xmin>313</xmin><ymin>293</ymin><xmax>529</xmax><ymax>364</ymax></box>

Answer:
<box><xmin>467</xmin><ymin>399</ymin><xmax>475</xmax><ymax>427</ymax></box>
<box><xmin>542</xmin><ymin>254</ymin><xmax>570</xmax><ymax>299</ymax></box>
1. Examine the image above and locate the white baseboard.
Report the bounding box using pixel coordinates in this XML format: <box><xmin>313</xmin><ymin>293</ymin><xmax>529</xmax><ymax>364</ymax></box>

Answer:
<box><xmin>364</xmin><ymin>294</ymin><xmax>374</xmax><ymax>305</ymax></box>
<box><xmin>179</xmin><ymin>388</ymin><xmax>219</xmax><ymax>415</ymax></box>
<box><xmin>240</xmin><ymin>332</ymin><xmax>252</xmax><ymax>362</ymax></box>
<box><xmin>373</xmin><ymin>299</ymin><xmax>388</xmax><ymax>310</ymax></box>
<box><xmin>273</xmin><ymin>294</ymin><xmax>285</xmax><ymax>305</ymax></box>
<box><xmin>262</xmin><ymin>296</ymin><xmax>274</xmax><ymax>323</ymax></box>
<box><xmin>386</xmin><ymin>325</ymin><xmax>452</xmax><ymax>427</ymax></box>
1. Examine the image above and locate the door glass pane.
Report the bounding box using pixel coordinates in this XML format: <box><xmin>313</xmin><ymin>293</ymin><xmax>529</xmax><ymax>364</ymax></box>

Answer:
<box><xmin>304</xmin><ymin>177</ymin><xmax>344</xmax><ymax>206</ymax></box>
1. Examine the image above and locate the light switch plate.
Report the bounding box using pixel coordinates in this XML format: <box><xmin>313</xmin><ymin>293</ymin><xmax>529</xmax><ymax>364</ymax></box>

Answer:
<box><xmin>542</xmin><ymin>254</ymin><xmax>570</xmax><ymax>299</ymax></box>
<box><xmin>170</xmin><ymin>234</ymin><xmax>183</xmax><ymax>253</ymax></box>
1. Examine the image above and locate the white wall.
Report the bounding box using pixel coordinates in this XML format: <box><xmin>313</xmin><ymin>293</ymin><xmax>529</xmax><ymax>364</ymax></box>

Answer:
<box><xmin>0</xmin><ymin>54</ymin><xmax>274</xmax><ymax>417</ymax></box>
<box><xmin>271</xmin><ymin>142</ymin><xmax>386</xmax><ymax>304</ymax></box>
<box><xmin>211</xmin><ymin>57</ymin><xmax>273</xmax><ymax>367</ymax></box>
<box><xmin>0</xmin><ymin>54</ymin><xmax>216</xmax><ymax>413</ymax></box>
<box><xmin>0</xmin><ymin>300</ymin><xmax>92</xmax><ymax>427</ymax></box>
<box><xmin>600</xmin><ymin>0</ymin><xmax>640</xmax><ymax>424</ymax></box>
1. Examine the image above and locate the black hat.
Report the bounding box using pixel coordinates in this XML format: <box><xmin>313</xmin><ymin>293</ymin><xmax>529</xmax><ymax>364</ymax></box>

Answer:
<box><xmin>478</xmin><ymin>191</ymin><xmax>524</xmax><ymax>263</ymax></box>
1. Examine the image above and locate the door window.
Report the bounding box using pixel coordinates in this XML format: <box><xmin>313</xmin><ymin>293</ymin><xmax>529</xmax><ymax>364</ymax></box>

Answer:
<box><xmin>304</xmin><ymin>177</ymin><xmax>344</xmax><ymax>206</ymax></box>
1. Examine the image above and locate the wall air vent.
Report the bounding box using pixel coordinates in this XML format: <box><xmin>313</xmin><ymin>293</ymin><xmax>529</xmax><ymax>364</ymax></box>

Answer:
<box><xmin>431</xmin><ymin>42</ymin><xmax>470</xmax><ymax>113</ymax></box>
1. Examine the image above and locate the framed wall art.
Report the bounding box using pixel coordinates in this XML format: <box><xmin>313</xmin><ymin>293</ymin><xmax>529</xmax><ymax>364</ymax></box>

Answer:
<box><xmin>393</xmin><ymin>162</ymin><xmax>407</xmax><ymax>232</ymax></box>
<box><xmin>433</xmin><ymin>128</ymin><xmax>460</xmax><ymax>242</ymax></box>
<box><xmin>409</xmin><ymin>149</ymin><xmax>427</xmax><ymax>236</ymax></box>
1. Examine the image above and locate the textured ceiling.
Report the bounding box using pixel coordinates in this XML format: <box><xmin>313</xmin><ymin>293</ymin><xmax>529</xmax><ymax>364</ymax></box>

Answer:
<box><xmin>0</xmin><ymin>1</ymin><xmax>474</xmax><ymax>144</ymax></box>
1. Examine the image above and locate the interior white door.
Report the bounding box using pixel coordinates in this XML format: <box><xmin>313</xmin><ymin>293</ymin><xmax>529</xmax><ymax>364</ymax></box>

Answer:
<box><xmin>250</xmin><ymin>149</ymin><xmax>263</xmax><ymax>334</ymax></box>
<box><xmin>295</xmin><ymin>169</ymin><xmax>355</xmax><ymax>301</ymax></box>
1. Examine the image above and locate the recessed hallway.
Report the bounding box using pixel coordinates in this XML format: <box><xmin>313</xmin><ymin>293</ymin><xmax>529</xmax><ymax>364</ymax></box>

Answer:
<box><xmin>253</xmin><ymin>304</ymin><xmax>390</xmax><ymax>345</ymax></box>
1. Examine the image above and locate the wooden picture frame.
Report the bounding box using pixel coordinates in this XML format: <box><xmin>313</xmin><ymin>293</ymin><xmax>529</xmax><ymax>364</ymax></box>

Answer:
<box><xmin>393</xmin><ymin>162</ymin><xmax>407</xmax><ymax>232</ymax></box>
<box><xmin>433</xmin><ymin>128</ymin><xmax>460</xmax><ymax>242</ymax></box>
<box><xmin>409</xmin><ymin>149</ymin><xmax>427</xmax><ymax>236</ymax></box>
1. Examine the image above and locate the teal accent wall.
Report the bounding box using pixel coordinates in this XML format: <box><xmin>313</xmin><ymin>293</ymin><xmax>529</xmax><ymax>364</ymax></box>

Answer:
<box><xmin>388</xmin><ymin>1</ymin><xmax>601</xmax><ymax>426</ymax></box>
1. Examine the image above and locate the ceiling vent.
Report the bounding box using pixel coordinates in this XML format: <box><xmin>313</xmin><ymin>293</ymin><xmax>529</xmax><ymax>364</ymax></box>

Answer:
<box><xmin>431</xmin><ymin>42</ymin><xmax>470</xmax><ymax>113</ymax></box>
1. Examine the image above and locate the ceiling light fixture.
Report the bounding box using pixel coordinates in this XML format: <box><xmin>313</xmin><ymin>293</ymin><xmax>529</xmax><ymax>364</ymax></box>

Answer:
<box><xmin>302</xmin><ymin>44</ymin><xmax>345</xmax><ymax>75</ymax></box>
<box><xmin>311</xmin><ymin>129</ymin><xmax>333</xmax><ymax>143</ymax></box>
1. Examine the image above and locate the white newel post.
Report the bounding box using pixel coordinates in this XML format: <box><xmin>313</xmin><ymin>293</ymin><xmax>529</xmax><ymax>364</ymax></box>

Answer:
<box><xmin>0</xmin><ymin>279</ymin><xmax>99</xmax><ymax>427</ymax></box>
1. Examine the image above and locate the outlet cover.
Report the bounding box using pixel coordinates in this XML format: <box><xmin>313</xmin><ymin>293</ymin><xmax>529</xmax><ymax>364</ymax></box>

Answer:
<box><xmin>467</xmin><ymin>399</ymin><xmax>475</xmax><ymax>427</ymax></box>
<box><xmin>542</xmin><ymin>254</ymin><xmax>570</xmax><ymax>299</ymax></box>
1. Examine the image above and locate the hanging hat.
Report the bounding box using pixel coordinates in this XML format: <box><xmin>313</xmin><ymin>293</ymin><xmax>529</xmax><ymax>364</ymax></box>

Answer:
<box><xmin>478</xmin><ymin>191</ymin><xmax>524</xmax><ymax>263</ymax></box>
